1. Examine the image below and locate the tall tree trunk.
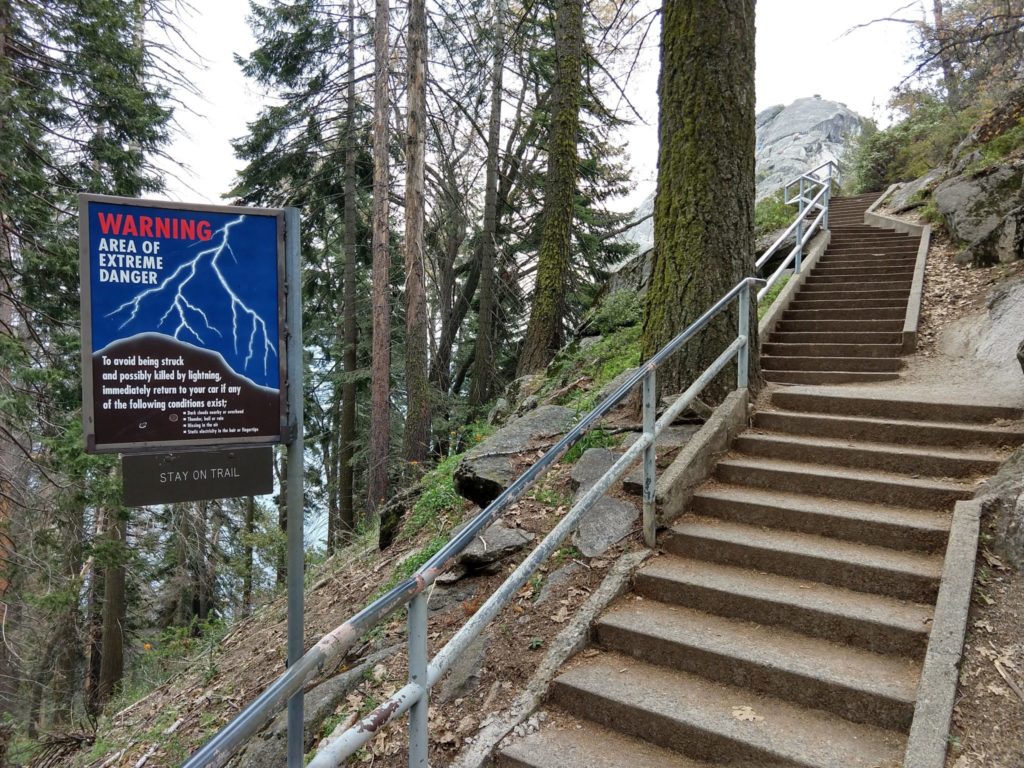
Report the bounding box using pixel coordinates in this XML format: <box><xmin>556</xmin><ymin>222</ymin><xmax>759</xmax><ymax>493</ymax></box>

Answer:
<box><xmin>932</xmin><ymin>0</ymin><xmax>959</xmax><ymax>107</ymax></box>
<box><xmin>242</xmin><ymin>496</ymin><xmax>255</xmax><ymax>616</ymax></box>
<box><xmin>0</xmin><ymin>221</ymin><xmax>21</xmax><ymax>727</ymax></box>
<box><xmin>403</xmin><ymin>0</ymin><xmax>431</xmax><ymax>465</ymax></box>
<box><xmin>324</xmin><ymin>411</ymin><xmax>338</xmax><ymax>553</ymax></box>
<box><xmin>367</xmin><ymin>0</ymin><xmax>392</xmax><ymax>518</ymax></box>
<box><xmin>196</xmin><ymin>502</ymin><xmax>209</xmax><ymax>622</ymax></box>
<box><xmin>516</xmin><ymin>0</ymin><xmax>584</xmax><ymax>376</ymax></box>
<box><xmin>172</xmin><ymin>505</ymin><xmax>192</xmax><ymax>625</ymax></box>
<box><xmin>51</xmin><ymin>505</ymin><xmax>85</xmax><ymax>726</ymax></box>
<box><xmin>96</xmin><ymin>510</ymin><xmax>126</xmax><ymax>707</ymax></box>
<box><xmin>469</xmin><ymin>0</ymin><xmax>506</xmax><ymax>405</ymax></box>
<box><xmin>83</xmin><ymin>515</ymin><xmax>105</xmax><ymax>716</ymax></box>
<box><xmin>430</xmin><ymin>247</ymin><xmax>479</xmax><ymax>391</ymax></box>
<box><xmin>276</xmin><ymin>449</ymin><xmax>287</xmax><ymax>586</ymax></box>
<box><xmin>641</xmin><ymin>0</ymin><xmax>758</xmax><ymax>402</ymax></box>
<box><xmin>339</xmin><ymin>0</ymin><xmax>359</xmax><ymax>540</ymax></box>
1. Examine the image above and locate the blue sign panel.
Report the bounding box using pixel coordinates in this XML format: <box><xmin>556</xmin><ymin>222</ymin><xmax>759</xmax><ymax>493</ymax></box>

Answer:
<box><xmin>80</xmin><ymin>195</ymin><xmax>286</xmax><ymax>452</ymax></box>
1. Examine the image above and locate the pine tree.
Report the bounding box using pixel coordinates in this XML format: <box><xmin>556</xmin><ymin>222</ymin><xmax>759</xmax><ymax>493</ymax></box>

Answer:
<box><xmin>402</xmin><ymin>0</ymin><xmax>431</xmax><ymax>465</ymax></box>
<box><xmin>516</xmin><ymin>0</ymin><xmax>585</xmax><ymax>376</ymax></box>
<box><xmin>640</xmin><ymin>0</ymin><xmax>758</xmax><ymax>402</ymax></box>
<box><xmin>367</xmin><ymin>0</ymin><xmax>392</xmax><ymax>517</ymax></box>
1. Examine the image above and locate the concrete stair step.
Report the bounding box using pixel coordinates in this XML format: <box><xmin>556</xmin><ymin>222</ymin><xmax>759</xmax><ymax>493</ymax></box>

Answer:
<box><xmin>769</xmin><ymin>331</ymin><xmax>903</xmax><ymax>345</ymax></box>
<box><xmin>788</xmin><ymin>298</ymin><xmax>908</xmax><ymax>310</ymax></box>
<box><xmin>663</xmin><ymin>516</ymin><xmax>942</xmax><ymax>602</ymax></box>
<box><xmin>715</xmin><ymin>456</ymin><xmax>973</xmax><ymax>510</ymax></box>
<box><xmin>770</xmin><ymin>390</ymin><xmax>1024</xmax><ymax>423</ymax></box>
<box><xmin>762</xmin><ymin>342</ymin><xmax>904</xmax><ymax>359</ymax></box>
<box><xmin>764</xmin><ymin>370</ymin><xmax>901</xmax><ymax>385</ymax></box>
<box><xmin>828</xmin><ymin>228</ymin><xmax>915</xmax><ymax>236</ymax></box>
<box><xmin>826</xmin><ymin>241</ymin><xmax>918</xmax><ymax>251</ymax></box>
<box><xmin>734</xmin><ymin>432</ymin><xmax>1003</xmax><ymax>478</ymax></box>
<box><xmin>823</xmin><ymin>251</ymin><xmax>918</xmax><ymax>261</ymax></box>
<box><xmin>781</xmin><ymin>307</ymin><xmax>906</xmax><ymax>321</ymax></box>
<box><xmin>823</xmin><ymin>239</ymin><xmax>917</xmax><ymax>248</ymax></box>
<box><xmin>793</xmin><ymin>288</ymin><xmax>911</xmax><ymax>300</ymax></box>
<box><xmin>804</xmin><ymin>274</ymin><xmax>914</xmax><ymax>285</ymax></box>
<box><xmin>812</xmin><ymin>264</ymin><xmax>916</xmax><ymax>275</ymax></box>
<box><xmin>815</xmin><ymin>259</ymin><xmax>917</xmax><ymax>271</ymax></box>
<box><xmin>549</xmin><ymin>653</ymin><xmax>908</xmax><ymax>767</ymax></box>
<box><xmin>496</xmin><ymin>718</ymin><xmax>714</xmax><ymax>768</ymax></box>
<box><xmin>800</xmin><ymin>287</ymin><xmax>912</xmax><ymax>300</ymax></box>
<box><xmin>596</xmin><ymin>600</ymin><xmax>920</xmax><ymax>730</ymax></box>
<box><xmin>761</xmin><ymin>355</ymin><xmax>903</xmax><ymax>372</ymax></box>
<box><xmin>635</xmin><ymin>555</ymin><xmax>933</xmax><ymax>656</ymax></box>
<box><xmin>691</xmin><ymin>483</ymin><xmax>949</xmax><ymax>551</ymax></box>
<box><xmin>753</xmin><ymin>409</ymin><xmax>1024</xmax><ymax>450</ymax></box>
<box><xmin>776</xmin><ymin>319</ymin><xmax>904</xmax><ymax>333</ymax></box>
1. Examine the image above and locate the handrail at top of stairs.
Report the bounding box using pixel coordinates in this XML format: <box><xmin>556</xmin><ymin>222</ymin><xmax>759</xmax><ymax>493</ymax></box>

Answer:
<box><xmin>183</xmin><ymin>276</ymin><xmax>766</xmax><ymax>768</ymax></box>
<box><xmin>756</xmin><ymin>160</ymin><xmax>838</xmax><ymax>301</ymax></box>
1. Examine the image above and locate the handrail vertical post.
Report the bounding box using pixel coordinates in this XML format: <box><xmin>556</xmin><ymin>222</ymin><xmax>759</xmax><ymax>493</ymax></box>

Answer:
<box><xmin>284</xmin><ymin>207</ymin><xmax>305</xmax><ymax>768</ymax></box>
<box><xmin>408</xmin><ymin>592</ymin><xmax>429</xmax><ymax>767</ymax></box>
<box><xmin>795</xmin><ymin>177</ymin><xmax>805</xmax><ymax>274</ymax></box>
<box><xmin>641</xmin><ymin>369</ymin><xmax>657</xmax><ymax>547</ymax></box>
<box><xmin>737</xmin><ymin>286</ymin><xmax>750</xmax><ymax>389</ymax></box>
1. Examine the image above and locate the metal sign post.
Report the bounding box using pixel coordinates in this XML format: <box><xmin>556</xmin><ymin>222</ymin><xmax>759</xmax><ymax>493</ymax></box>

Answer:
<box><xmin>284</xmin><ymin>208</ymin><xmax>305</xmax><ymax>768</ymax></box>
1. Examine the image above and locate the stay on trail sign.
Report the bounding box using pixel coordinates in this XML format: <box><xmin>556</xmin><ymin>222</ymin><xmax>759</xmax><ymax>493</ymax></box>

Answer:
<box><xmin>79</xmin><ymin>194</ymin><xmax>286</xmax><ymax>453</ymax></box>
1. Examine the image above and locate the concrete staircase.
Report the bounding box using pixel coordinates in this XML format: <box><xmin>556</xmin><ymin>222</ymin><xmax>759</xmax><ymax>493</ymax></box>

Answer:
<box><xmin>497</xmin><ymin>388</ymin><xmax>1024</xmax><ymax>767</ymax></box>
<box><xmin>763</xmin><ymin>193</ymin><xmax>921</xmax><ymax>385</ymax></box>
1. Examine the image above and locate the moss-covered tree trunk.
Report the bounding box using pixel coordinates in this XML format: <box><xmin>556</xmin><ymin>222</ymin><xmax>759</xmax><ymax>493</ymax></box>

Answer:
<box><xmin>516</xmin><ymin>0</ymin><xmax>584</xmax><ymax>376</ymax></box>
<box><xmin>641</xmin><ymin>0</ymin><xmax>758</xmax><ymax>402</ymax></box>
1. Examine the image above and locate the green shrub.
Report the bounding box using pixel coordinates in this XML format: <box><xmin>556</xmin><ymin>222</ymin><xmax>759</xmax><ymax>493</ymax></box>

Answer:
<box><xmin>560</xmin><ymin>324</ymin><xmax>642</xmax><ymax>413</ymax></box>
<box><xmin>845</xmin><ymin>98</ymin><xmax>977</xmax><ymax>193</ymax></box>
<box><xmin>755</xmin><ymin>190</ymin><xmax>795</xmax><ymax>237</ymax></box>
<box><xmin>401</xmin><ymin>453</ymin><xmax>463</xmax><ymax>541</ymax></box>
<box><xmin>968</xmin><ymin>119</ymin><xmax>1024</xmax><ymax>172</ymax></box>
<box><xmin>563</xmin><ymin>428</ymin><xmax>619</xmax><ymax>463</ymax></box>
<box><xmin>584</xmin><ymin>289</ymin><xmax>642</xmax><ymax>335</ymax></box>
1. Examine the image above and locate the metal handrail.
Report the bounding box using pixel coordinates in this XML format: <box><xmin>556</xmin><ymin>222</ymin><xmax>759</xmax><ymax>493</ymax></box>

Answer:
<box><xmin>756</xmin><ymin>161</ymin><xmax>838</xmax><ymax>301</ymax></box>
<box><xmin>184</xmin><ymin>276</ymin><xmax>765</xmax><ymax>768</ymax></box>
<box><xmin>757</xmin><ymin>183</ymin><xmax>829</xmax><ymax>301</ymax></box>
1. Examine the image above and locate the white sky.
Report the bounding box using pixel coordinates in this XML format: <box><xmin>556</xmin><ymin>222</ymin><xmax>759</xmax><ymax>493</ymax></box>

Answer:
<box><xmin>157</xmin><ymin>1</ymin><xmax>923</xmax><ymax>210</ymax></box>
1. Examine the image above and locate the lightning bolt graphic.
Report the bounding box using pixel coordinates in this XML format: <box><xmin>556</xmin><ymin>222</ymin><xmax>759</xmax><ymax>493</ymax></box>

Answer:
<box><xmin>105</xmin><ymin>216</ymin><xmax>277</xmax><ymax>378</ymax></box>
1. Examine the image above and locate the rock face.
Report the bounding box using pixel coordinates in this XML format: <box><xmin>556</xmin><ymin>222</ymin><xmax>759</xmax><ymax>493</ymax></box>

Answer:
<box><xmin>755</xmin><ymin>96</ymin><xmax>864</xmax><ymax>200</ymax></box>
<box><xmin>939</xmin><ymin>277</ymin><xmax>1024</xmax><ymax>385</ymax></box>
<box><xmin>931</xmin><ymin>159</ymin><xmax>1024</xmax><ymax>266</ymax></box>
<box><xmin>888</xmin><ymin>167</ymin><xmax>947</xmax><ymax>213</ymax></box>
<box><xmin>454</xmin><ymin>405</ymin><xmax>576</xmax><ymax>507</ymax></box>
<box><xmin>611</xmin><ymin>95</ymin><xmax>864</xmax><ymax>290</ymax></box>
<box><xmin>457</xmin><ymin>521</ymin><xmax>535</xmax><ymax>569</ymax></box>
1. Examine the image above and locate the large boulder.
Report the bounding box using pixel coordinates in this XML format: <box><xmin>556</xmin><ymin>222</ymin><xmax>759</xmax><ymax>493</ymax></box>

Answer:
<box><xmin>889</xmin><ymin>167</ymin><xmax>947</xmax><ymax>213</ymax></box>
<box><xmin>457</xmin><ymin>521</ymin><xmax>535</xmax><ymax>570</ymax></box>
<box><xmin>612</xmin><ymin>95</ymin><xmax>864</xmax><ymax>291</ymax></box>
<box><xmin>755</xmin><ymin>96</ymin><xmax>864</xmax><ymax>200</ymax></box>
<box><xmin>454</xmin><ymin>405</ymin><xmax>576</xmax><ymax>507</ymax></box>
<box><xmin>932</xmin><ymin>159</ymin><xmax>1024</xmax><ymax>266</ymax></box>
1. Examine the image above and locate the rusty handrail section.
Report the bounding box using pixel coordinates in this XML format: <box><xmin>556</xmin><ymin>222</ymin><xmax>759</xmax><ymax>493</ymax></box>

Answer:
<box><xmin>184</xmin><ymin>276</ymin><xmax>765</xmax><ymax>768</ymax></box>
